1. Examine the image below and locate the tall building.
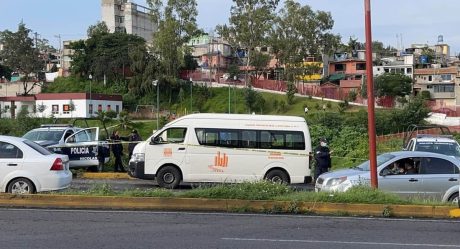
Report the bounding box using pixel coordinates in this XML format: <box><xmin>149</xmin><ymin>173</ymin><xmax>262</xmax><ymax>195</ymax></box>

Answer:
<box><xmin>101</xmin><ymin>0</ymin><xmax>156</xmax><ymax>42</ymax></box>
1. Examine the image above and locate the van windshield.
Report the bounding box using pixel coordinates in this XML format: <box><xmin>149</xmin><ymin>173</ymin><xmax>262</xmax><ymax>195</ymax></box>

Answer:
<box><xmin>355</xmin><ymin>154</ymin><xmax>395</xmax><ymax>171</ymax></box>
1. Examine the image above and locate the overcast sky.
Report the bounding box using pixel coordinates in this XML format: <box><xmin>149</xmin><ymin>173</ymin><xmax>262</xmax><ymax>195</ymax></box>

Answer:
<box><xmin>1</xmin><ymin>0</ymin><xmax>459</xmax><ymax>55</ymax></box>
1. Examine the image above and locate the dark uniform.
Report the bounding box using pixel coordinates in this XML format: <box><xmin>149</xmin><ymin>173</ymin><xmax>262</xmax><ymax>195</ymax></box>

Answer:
<box><xmin>110</xmin><ymin>132</ymin><xmax>124</xmax><ymax>172</ymax></box>
<box><xmin>128</xmin><ymin>130</ymin><xmax>142</xmax><ymax>161</ymax></box>
<box><xmin>314</xmin><ymin>138</ymin><xmax>332</xmax><ymax>179</ymax></box>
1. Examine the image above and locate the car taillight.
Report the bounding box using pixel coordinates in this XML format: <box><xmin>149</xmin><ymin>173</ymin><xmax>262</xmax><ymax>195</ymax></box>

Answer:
<box><xmin>50</xmin><ymin>158</ymin><xmax>64</xmax><ymax>171</ymax></box>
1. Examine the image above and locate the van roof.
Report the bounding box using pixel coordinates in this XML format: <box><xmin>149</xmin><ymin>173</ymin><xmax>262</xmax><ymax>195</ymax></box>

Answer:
<box><xmin>172</xmin><ymin>113</ymin><xmax>306</xmax><ymax>123</ymax></box>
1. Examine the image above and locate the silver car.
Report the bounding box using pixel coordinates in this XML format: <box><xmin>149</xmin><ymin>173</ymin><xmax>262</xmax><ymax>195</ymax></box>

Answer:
<box><xmin>315</xmin><ymin>151</ymin><xmax>459</xmax><ymax>204</ymax></box>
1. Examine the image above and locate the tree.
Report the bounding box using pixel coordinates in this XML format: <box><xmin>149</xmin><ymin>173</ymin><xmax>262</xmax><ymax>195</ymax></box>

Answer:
<box><xmin>374</xmin><ymin>73</ymin><xmax>412</xmax><ymax>98</ymax></box>
<box><xmin>217</xmin><ymin>0</ymin><xmax>280</xmax><ymax>85</ymax></box>
<box><xmin>250</xmin><ymin>51</ymin><xmax>271</xmax><ymax>79</ymax></box>
<box><xmin>0</xmin><ymin>23</ymin><xmax>43</xmax><ymax>95</ymax></box>
<box><xmin>286</xmin><ymin>81</ymin><xmax>297</xmax><ymax>105</ymax></box>
<box><xmin>269</xmin><ymin>0</ymin><xmax>339</xmax><ymax>83</ymax></box>
<box><xmin>70</xmin><ymin>22</ymin><xmax>145</xmax><ymax>84</ymax></box>
<box><xmin>147</xmin><ymin>0</ymin><xmax>199</xmax><ymax>105</ymax></box>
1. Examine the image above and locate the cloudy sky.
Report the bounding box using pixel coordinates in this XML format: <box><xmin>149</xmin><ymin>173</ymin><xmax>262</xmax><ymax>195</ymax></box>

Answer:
<box><xmin>1</xmin><ymin>0</ymin><xmax>459</xmax><ymax>55</ymax></box>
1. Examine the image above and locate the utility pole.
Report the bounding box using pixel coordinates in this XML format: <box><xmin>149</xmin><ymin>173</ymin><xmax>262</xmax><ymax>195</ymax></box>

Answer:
<box><xmin>365</xmin><ymin>0</ymin><xmax>378</xmax><ymax>188</ymax></box>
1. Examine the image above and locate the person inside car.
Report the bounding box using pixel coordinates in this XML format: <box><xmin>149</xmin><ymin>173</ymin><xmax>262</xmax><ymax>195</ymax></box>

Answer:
<box><xmin>405</xmin><ymin>163</ymin><xmax>417</xmax><ymax>174</ymax></box>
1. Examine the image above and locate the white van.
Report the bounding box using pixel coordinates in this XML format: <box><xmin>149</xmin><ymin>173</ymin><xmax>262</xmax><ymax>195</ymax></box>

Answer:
<box><xmin>129</xmin><ymin>113</ymin><xmax>312</xmax><ymax>188</ymax></box>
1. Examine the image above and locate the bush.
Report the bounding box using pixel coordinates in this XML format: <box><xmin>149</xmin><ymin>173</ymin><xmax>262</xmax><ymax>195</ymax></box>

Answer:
<box><xmin>182</xmin><ymin>181</ymin><xmax>293</xmax><ymax>200</ymax></box>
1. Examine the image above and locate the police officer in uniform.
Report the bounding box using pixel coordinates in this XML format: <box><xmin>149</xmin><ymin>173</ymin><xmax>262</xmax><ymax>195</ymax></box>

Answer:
<box><xmin>314</xmin><ymin>137</ymin><xmax>333</xmax><ymax>180</ymax></box>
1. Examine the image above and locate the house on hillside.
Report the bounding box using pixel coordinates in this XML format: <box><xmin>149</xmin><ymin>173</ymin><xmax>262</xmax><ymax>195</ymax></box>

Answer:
<box><xmin>0</xmin><ymin>93</ymin><xmax>122</xmax><ymax>119</ymax></box>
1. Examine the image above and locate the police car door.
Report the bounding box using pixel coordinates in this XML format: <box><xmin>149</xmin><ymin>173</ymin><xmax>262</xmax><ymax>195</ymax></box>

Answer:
<box><xmin>62</xmin><ymin>127</ymin><xmax>101</xmax><ymax>168</ymax></box>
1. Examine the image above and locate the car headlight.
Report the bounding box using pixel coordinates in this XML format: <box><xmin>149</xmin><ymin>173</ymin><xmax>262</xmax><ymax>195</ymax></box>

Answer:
<box><xmin>131</xmin><ymin>153</ymin><xmax>145</xmax><ymax>162</ymax></box>
<box><xmin>326</xmin><ymin>176</ymin><xmax>348</xmax><ymax>187</ymax></box>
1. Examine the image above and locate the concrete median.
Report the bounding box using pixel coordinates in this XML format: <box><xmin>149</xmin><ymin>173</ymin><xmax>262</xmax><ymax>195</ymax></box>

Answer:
<box><xmin>0</xmin><ymin>193</ymin><xmax>458</xmax><ymax>219</ymax></box>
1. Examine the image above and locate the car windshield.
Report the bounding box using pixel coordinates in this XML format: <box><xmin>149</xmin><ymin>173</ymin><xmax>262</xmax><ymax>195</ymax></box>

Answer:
<box><xmin>23</xmin><ymin>130</ymin><xmax>64</xmax><ymax>142</ymax></box>
<box><xmin>415</xmin><ymin>142</ymin><xmax>460</xmax><ymax>157</ymax></box>
<box><xmin>355</xmin><ymin>154</ymin><xmax>396</xmax><ymax>171</ymax></box>
<box><xmin>23</xmin><ymin>140</ymin><xmax>52</xmax><ymax>155</ymax></box>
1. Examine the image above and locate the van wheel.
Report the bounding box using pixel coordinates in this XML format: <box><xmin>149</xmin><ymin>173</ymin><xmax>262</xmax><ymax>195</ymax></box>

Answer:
<box><xmin>448</xmin><ymin>192</ymin><xmax>459</xmax><ymax>206</ymax></box>
<box><xmin>265</xmin><ymin>169</ymin><xmax>289</xmax><ymax>184</ymax></box>
<box><xmin>157</xmin><ymin>166</ymin><xmax>181</xmax><ymax>189</ymax></box>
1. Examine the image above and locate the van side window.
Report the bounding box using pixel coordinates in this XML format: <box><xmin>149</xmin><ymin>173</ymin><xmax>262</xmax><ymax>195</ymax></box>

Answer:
<box><xmin>157</xmin><ymin>128</ymin><xmax>187</xmax><ymax>143</ymax></box>
<box><xmin>218</xmin><ymin>130</ymin><xmax>239</xmax><ymax>147</ymax></box>
<box><xmin>196</xmin><ymin>129</ymin><xmax>218</xmax><ymax>146</ymax></box>
<box><xmin>195</xmin><ymin>128</ymin><xmax>305</xmax><ymax>150</ymax></box>
<box><xmin>241</xmin><ymin>130</ymin><xmax>257</xmax><ymax>148</ymax></box>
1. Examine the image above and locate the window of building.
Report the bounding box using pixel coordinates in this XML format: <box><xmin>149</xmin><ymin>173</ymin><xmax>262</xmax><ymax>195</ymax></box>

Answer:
<box><xmin>116</xmin><ymin>105</ymin><xmax>120</xmax><ymax>114</ymax></box>
<box><xmin>356</xmin><ymin>63</ymin><xmax>366</xmax><ymax>70</ymax></box>
<box><xmin>107</xmin><ymin>105</ymin><xmax>111</xmax><ymax>111</ymax></box>
<box><xmin>441</xmin><ymin>74</ymin><xmax>452</xmax><ymax>81</ymax></box>
<box><xmin>334</xmin><ymin>64</ymin><xmax>346</xmax><ymax>72</ymax></box>
<box><xmin>52</xmin><ymin>105</ymin><xmax>59</xmax><ymax>114</ymax></box>
<box><xmin>89</xmin><ymin>104</ymin><xmax>93</xmax><ymax>114</ymax></box>
<box><xmin>63</xmin><ymin>104</ymin><xmax>70</xmax><ymax>114</ymax></box>
<box><xmin>115</xmin><ymin>15</ymin><xmax>124</xmax><ymax>23</ymax></box>
<box><xmin>98</xmin><ymin>104</ymin><xmax>102</xmax><ymax>112</ymax></box>
<box><xmin>406</xmin><ymin>68</ymin><xmax>412</xmax><ymax>74</ymax></box>
<box><xmin>433</xmin><ymin>84</ymin><xmax>454</xmax><ymax>93</ymax></box>
<box><xmin>428</xmin><ymin>75</ymin><xmax>433</xmax><ymax>81</ymax></box>
<box><xmin>384</xmin><ymin>68</ymin><xmax>389</xmax><ymax>73</ymax></box>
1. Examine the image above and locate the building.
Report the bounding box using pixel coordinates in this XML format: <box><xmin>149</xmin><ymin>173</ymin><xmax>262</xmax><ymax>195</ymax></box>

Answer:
<box><xmin>373</xmin><ymin>54</ymin><xmax>414</xmax><ymax>78</ymax></box>
<box><xmin>0</xmin><ymin>93</ymin><xmax>122</xmax><ymax>119</ymax></box>
<box><xmin>101</xmin><ymin>0</ymin><xmax>157</xmax><ymax>43</ymax></box>
<box><xmin>413</xmin><ymin>67</ymin><xmax>458</xmax><ymax>107</ymax></box>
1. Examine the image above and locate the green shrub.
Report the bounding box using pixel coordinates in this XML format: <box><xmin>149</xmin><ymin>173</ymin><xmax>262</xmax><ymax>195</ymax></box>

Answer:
<box><xmin>182</xmin><ymin>181</ymin><xmax>293</xmax><ymax>200</ymax></box>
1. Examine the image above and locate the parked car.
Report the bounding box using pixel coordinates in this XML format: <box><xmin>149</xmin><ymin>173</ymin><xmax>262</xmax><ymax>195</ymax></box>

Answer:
<box><xmin>315</xmin><ymin>151</ymin><xmax>459</xmax><ymax>204</ymax></box>
<box><xmin>404</xmin><ymin>134</ymin><xmax>460</xmax><ymax>157</ymax></box>
<box><xmin>0</xmin><ymin>135</ymin><xmax>72</xmax><ymax>194</ymax></box>
<box><xmin>23</xmin><ymin>125</ymin><xmax>110</xmax><ymax>170</ymax></box>
<box><xmin>22</xmin><ymin>124</ymin><xmax>80</xmax><ymax>148</ymax></box>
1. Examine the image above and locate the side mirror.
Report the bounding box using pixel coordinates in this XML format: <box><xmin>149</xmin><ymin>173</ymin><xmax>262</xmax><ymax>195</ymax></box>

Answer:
<box><xmin>150</xmin><ymin>136</ymin><xmax>163</xmax><ymax>145</ymax></box>
<box><xmin>380</xmin><ymin>169</ymin><xmax>389</xmax><ymax>177</ymax></box>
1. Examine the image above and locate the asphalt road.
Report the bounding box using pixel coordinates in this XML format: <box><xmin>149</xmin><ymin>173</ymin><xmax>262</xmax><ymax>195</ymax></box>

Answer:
<box><xmin>0</xmin><ymin>209</ymin><xmax>459</xmax><ymax>249</ymax></box>
<box><xmin>68</xmin><ymin>178</ymin><xmax>315</xmax><ymax>192</ymax></box>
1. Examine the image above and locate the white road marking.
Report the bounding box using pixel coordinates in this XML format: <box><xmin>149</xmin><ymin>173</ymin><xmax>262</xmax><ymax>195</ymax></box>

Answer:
<box><xmin>221</xmin><ymin>238</ymin><xmax>460</xmax><ymax>248</ymax></box>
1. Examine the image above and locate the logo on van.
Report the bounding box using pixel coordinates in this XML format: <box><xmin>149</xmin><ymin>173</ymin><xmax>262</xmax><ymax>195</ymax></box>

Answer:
<box><xmin>209</xmin><ymin>151</ymin><xmax>228</xmax><ymax>172</ymax></box>
<box><xmin>163</xmin><ymin>148</ymin><xmax>172</xmax><ymax>157</ymax></box>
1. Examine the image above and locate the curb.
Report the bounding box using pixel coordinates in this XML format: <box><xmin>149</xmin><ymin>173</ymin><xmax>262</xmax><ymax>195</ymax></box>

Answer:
<box><xmin>79</xmin><ymin>172</ymin><xmax>133</xmax><ymax>179</ymax></box>
<box><xmin>0</xmin><ymin>194</ymin><xmax>458</xmax><ymax>218</ymax></box>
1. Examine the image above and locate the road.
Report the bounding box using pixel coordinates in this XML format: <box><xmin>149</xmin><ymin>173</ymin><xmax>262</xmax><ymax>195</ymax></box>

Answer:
<box><xmin>68</xmin><ymin>178</ymin><xmax>315</xmax><ymax>192</ymax></box>
<box><xmin>0</xmin><ymin>209</ymin><xmax>459</xmax><ymax>249</ymax></box>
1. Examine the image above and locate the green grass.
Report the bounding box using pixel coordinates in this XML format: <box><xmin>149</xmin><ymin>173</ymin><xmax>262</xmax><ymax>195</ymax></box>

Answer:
<box><xmin>58</xmin><ymin>182</ymin><xmax>451</xmax><ymax>207</ymax></box>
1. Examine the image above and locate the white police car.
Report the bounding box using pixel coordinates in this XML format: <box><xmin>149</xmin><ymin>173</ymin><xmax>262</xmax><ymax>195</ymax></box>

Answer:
<box><xmin>23</xmin><ymin>124</ymin><xmax>110</xmax><ymax>170</ymax></box>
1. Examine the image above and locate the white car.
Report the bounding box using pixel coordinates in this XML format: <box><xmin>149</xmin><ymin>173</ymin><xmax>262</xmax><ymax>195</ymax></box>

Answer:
<box><xmin>0</xmin><ymin>135</ymin><xmax>72</xmax><ymax>194</ymax></box>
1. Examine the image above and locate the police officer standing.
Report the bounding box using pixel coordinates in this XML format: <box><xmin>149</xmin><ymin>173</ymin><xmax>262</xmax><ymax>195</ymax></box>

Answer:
<box><xmin>110</xmin><ymin>130</ymin><xmax>125</xmax><ymax>172</ymax></box>
<box><xmin>314</xmin><ymin>137</ymin><xmax>333</xmax><ymax>180</ymax></box>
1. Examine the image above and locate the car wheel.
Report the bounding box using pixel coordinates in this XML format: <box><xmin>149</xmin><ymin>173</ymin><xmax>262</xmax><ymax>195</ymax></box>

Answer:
<box><xmin>265</xmin><ymin>169</ymin><xmax>290</xmax><ymax>184</ymax></box>
<box><xmin>8</xmin><ymin>178</ymin><xmax>35</xmax><ymax>194</ymax></box>
<box><xmin>448</xmin><ymin>192</ymin><xmax>459</xmax><ymax>206</ymax></box>
<box><xmin>156</xmin><ymin>166</ymin><xmax>181</xmax><ymax>189</ymax></box>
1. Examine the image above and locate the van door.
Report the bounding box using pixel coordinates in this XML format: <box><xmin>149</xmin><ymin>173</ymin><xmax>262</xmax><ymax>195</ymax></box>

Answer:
<box><xmin>60</xmin><ymin>127</ymin><xmax>102</xmax><ymax>168</ymax></box>
<box><xmin>144</xmin><ymin>127</ymin><xmax>188</xmax><ymax>176</ymax></box>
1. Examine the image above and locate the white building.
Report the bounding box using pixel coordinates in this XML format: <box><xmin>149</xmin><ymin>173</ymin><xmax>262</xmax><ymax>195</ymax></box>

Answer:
<box><xmin>0</xmin><ymin>93</ymin><xmax>122</xmax><ymax>119</ymax></box>
<box><xmin>101</xmin><ymin>0</ymin><xmax>156</xmax><ymax>43</ymax></box>
<box><xmin>373</xmin><ymin>54</ymin><xmax>414</xmax><ymax>78</ymax></box>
